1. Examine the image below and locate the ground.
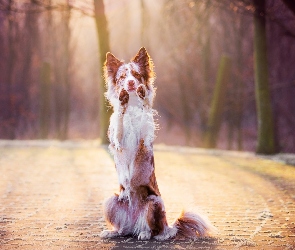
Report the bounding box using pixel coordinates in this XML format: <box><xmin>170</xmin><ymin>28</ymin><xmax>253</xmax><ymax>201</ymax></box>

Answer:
<box><xmin>0</xmin><ymin>140</ymin><xmax>295</xmax><ymax>250</ymax></box>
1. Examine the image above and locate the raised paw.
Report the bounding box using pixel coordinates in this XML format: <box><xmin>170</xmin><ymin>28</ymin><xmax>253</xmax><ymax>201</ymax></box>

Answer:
<box><xmin>100</xmin><ymin>230</ymin><xmax>119</xmax><ymax>238</ymax></box>
<box><xmin>136</xmin><ymin>84</ymin><xmax>146</xmax><ymax>99</ymax></box>
<box><xmin>119</xmin><ymin>88</ymin><xmax>129</xmax><ymax>106</ymax></box>
<box><xmin>138</xmin><ymin>231</ymin><xmax>151</xmax><ymax>240</ymax></box>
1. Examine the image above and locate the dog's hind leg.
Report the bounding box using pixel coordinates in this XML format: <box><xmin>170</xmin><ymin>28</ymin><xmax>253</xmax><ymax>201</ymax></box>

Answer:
<box><xmin>100</xmin><ymin>194</ymin><xmax>130</xmax><ymax>238</ymax></box>
<box><xmin>134</xmin><ymin>195</ymin><xmax>168</xmax><ymax>240</ymax></box>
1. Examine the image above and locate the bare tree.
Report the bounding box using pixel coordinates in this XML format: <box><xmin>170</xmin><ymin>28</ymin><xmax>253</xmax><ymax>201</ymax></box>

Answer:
<box><xmin>52</xmin><ymin>3</ymin><xmax>71</xmax><ymax>140</ymax></box>
<box><xmin>6</xmin><ymin>0</ymin><xmax>16</xmax><ymax>139</ymax></box>
<box><xmin>253</xmin><ymin>0</ymin><xmax>277</xmax><ymax>154</ymax></box>
<box><xmin>0</xmin><ymin>0</ymin><xmax>294</xmax><ymax>153</ymax></box>
<box><xmin>204</xmin><ymin>55</ymin><xmax>231</xmax><ymax>148</ymax></box>
<box><xmin>94</xmin><ymin>0</ymin><xmax>111</xmax><ymax>144</ymax></box>
<box><xmin>39</xmin><ymin>62</ymin><xmax>51</xmax><ymax>138</ymax></box>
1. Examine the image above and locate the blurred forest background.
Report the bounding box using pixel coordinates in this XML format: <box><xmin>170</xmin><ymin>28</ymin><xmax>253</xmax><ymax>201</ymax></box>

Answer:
<box><xmin>0</xmin><ymin>0</ymin><xmax>295</xmax><ymax>153</ymax></box>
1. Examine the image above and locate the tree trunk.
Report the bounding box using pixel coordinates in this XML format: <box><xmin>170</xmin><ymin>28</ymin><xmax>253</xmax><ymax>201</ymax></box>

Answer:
<box><xmin>94</xmin><ymin>0</ymin><xmax>111</xmax><ymax>145</ymax></box>
<box><xmin>6</xmin><ymin>0</ymin><xmax>16</xmax><ymax>139</ymax></box>
<box><xmin>200</xmin><ymin>33</ymin><xmax>211</xmax><ymax>136</ymax></box>
<box><xmin>236</xmin><ymin>15</ymin><xmax>246</xmax><ymax>151</ymax></box>
<box><xmin>203</xmin><ymin>55</ymin><xmax>231</xmax><ymax>148</ymax></box>
<box><xmin>60</xmin><ymin>2</ymin><xmax>71</xmax><ymax>140</ymax></box>
<box><xmin>22</xmin><ymin>1</ymin><xmax>39</xmax><ymax>137</ymax></box>
<box><xmin>178</xmin><ymin>75</ymin><xmax>191</xmax><ymax>145</ymax></box>
<box><xmin>198</xmin><ymin>3</ymin><xmax>211</xmax><ymax>137</ymax></box>
<box><xmin>53</xmin><ymin>3</ymin><xmax>71</xmax><ymax>140</ymax></box>
<box><xmin>39</xmin><ymin>62</ymin><xmax>51</xmax><ymax>139</ymax></box>
<box><xmin>253</xmin><ymin>0</ymin><xmax>277</xmax><ymax>154</ymax></box>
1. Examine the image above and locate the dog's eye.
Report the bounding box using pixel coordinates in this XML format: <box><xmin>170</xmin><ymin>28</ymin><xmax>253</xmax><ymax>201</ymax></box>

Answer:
<box><xmin>132</xmin><ymin>70</ymin><xmax>141</xmax><ymax>79</ymax></box>
<box><xmin>117</xmin><ymin>73</ymin><xmax>126</xmax><ymax>82</ymax></box>
<box><xmin>115</xmin><ymin>73</ymin><xmax>126</xmax><ymax>85</ymax></box>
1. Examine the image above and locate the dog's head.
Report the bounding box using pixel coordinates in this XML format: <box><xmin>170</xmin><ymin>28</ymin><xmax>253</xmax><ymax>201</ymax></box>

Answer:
<box><xmin>104</xmin><ymin>47</ymin><xmax>155</xmax><ymax>108</ymax></box>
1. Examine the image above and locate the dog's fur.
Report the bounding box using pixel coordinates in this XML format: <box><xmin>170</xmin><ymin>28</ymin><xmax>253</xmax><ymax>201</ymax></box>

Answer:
<box><xmin>100</xmin><ymin>47</ymin><xmax>215</xmax><ymax>240</ymax></box>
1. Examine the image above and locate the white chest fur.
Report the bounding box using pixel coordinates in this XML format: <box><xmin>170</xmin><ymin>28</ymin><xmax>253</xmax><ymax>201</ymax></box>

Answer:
<box><xmin>122</xmin><ymin>106</ymin><xmax>153</xmax><ymax>148</ymax></box>
<box><xmin>108</xmin><ymin>93</ymin><xmax>155</xmax><ymax>200</ymax></box>
<box><xmin>109</xmin><ymin>92</ymin><xmax>155</xmax><ymax>153</ymax></box>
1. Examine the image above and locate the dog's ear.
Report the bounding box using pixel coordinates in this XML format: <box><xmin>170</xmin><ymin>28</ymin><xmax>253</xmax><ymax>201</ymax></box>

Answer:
<box><xmin>104</xmin><ymin>52</ymin><xmax>123</xmax><ymax>81</ymax></box>
<box><xmin>131</xmin><ymin>47</ymin><xmax>154</xmax><ymax>82</ymax></box>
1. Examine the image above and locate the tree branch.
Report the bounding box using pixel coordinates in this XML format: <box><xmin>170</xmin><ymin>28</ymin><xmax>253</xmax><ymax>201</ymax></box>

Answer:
<box><xmin>281</xmin><ymin>0</ymin><xmax>295</xmax><ymax>16</ymax></box>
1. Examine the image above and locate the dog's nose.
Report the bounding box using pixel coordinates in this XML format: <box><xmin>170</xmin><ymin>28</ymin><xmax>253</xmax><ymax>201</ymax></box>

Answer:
<box><xmin>128</xmin><ymin>80</ymin><xmax>135</xmax><ymax>87</ymax></box>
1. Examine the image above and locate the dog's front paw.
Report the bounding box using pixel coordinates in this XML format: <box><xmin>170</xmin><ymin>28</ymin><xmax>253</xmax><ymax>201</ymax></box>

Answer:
<box><xmin>119</xmin><ymin>88</ymin><xmax>129</xmax><ymax>106</ymax></box>
<box><xmin>136</xmin><ymin>84</ymin><xmax>146</xmax><ymax>99</ymax></box>
<box><xmin>100</xmin><ymin>230</ymin><xmax>119</xmax><ymax>238</ymax></box>
<box><xmin>138</xmin><ymin>231</ymin><xmax>151</xmax><ymax>240</ymax></box>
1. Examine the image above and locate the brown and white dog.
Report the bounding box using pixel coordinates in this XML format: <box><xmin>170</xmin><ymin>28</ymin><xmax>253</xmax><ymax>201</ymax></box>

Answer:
<box><xmin>100</xmin><ymin>47</ymin><xmax>214</xmax><ymax>240</ymax></box>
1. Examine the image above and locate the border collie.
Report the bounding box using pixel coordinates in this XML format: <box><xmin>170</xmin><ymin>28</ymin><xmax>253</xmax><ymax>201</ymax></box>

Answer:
<box><xmin>100</xmin><ymin>47</ymin><xmax>214</xmax><ymax>240</ymax></box>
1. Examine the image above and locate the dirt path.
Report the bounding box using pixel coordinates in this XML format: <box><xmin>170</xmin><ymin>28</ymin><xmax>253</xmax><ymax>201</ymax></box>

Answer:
<box><xmin>0</xmin><ymin>141</ymin><xmax>294</xmax><ymax>249</ymax></box>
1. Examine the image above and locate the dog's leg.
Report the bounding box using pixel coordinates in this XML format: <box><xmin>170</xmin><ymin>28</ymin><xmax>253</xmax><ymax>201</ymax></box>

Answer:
<box><xmin>136</xmin><ymin>84</ymin><xmax>150</xmax><ymax>107</ymax></box>
<box><xmin>113</xmin><ymin>88</ymin><xmax>129</xmax><ymax>151</ymax></box>
<box><xmin>148</xmin><ymin>196</ymin><xmax>177</xmax><ymax>241</ymax></box>
<box><xmin>100</xmin><ymin>194</ymin><xmax>130</xmax><ymax>238</ymax></box>
<box><xmin>135</xmin><ymin>85</ymin><xmax>155</xmax><ymax>147</ymax></box>
<box><xmin>114</xmin><ymin>113</ymin><xmax>123</xmax><ymax>152</ymax></box>
<box><xmin>134</xmin><ymin>205</ymin><xmax>152</xmax><ymax>240</ymax></box>
<box><xmin>134</xmin><ymin>195</ymin><xmax>168</xmax><ymax>240</ymax></box>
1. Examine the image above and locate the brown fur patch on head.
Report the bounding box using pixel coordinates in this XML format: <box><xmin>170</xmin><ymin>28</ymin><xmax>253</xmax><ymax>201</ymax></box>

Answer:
<box><xmin>131</xmin><ymin>47</ymin><xmax>155</xmax><ymax>84</ymax></box>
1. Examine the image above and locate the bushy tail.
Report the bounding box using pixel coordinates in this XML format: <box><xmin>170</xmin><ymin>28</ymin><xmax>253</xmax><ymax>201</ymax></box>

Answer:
<box><xmin>172</xmin><ymin>210</ymin><xmax>216</xmax><ymax>238</ymax></box>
